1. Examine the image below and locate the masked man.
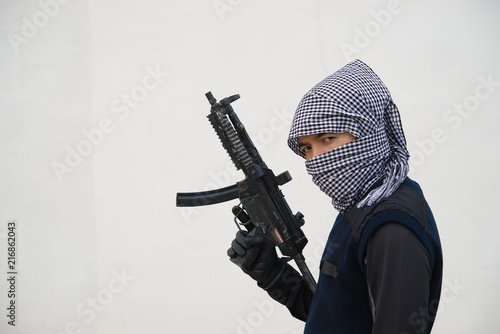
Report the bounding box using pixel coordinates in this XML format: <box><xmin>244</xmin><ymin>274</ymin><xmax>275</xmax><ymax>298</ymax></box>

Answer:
<box><xmin>228</xmin><ymin>60</ymin><xmax>443</xmax><ymax>334</ymax></box>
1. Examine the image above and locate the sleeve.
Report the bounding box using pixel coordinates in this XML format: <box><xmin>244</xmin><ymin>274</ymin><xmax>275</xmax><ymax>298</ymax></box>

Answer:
<box><xmin>364</xmin><ymin>222</ymin><xmax>432</xmax><ymax>334</ymax></box>
<box><xmin>257</xmin><ymin>259</ymin><xmax>313</xmax><ymax>322</ymax></box>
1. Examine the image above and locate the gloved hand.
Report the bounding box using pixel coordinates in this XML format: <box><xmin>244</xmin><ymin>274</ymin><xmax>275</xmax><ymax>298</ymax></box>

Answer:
<box><xmin>227</xmin><ymin>229</ymin><xmax>282</xmax><ymax>285</ymax></box>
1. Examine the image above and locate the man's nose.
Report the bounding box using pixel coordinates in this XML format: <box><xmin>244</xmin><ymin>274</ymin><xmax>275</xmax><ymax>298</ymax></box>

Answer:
<box><xmin>308</xmin><ymin>145</ymin><xmax>327</xmax><ymax>161</ymax></box>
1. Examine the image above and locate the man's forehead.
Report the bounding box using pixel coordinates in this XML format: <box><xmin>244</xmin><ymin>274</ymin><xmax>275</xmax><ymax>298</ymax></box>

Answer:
<box><xmin>298</xmin><ymin>133</ymin><xmax>332</xmax><ymax>145</ymax></box>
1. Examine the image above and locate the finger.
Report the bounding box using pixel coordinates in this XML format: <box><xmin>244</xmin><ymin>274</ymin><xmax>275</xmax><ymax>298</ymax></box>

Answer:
<box><xmin>230</xmin><ymin>238</ymin><xmax>247</xmax><ymax>256</ymax></box>
<box><xmin>235</xmin><ymin>230</ymin><xmax>251</xmax><ymax>248</ymax></box>
<box><xmin>246</xmin><ymin>235</ymin><xmax>264</xmax><ymax>247</ymax></box>
<box><xmin>227</xmin><ymin>247</ymin><xmax>236</xmax><ymax>258</ymax></box>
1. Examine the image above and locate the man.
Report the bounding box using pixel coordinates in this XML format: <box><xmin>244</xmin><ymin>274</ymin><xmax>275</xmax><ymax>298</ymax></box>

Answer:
<box><xmin>227</xmin><ymin>60</ymin><xmax>443</xmax><ymax>333</ymax></box>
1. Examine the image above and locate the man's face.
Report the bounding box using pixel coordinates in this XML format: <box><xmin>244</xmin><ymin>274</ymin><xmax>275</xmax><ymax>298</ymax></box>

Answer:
<box><xmin>298</xmin><ymin>132</ymin><xmax>358</xmax><ymax>161</ymax></box>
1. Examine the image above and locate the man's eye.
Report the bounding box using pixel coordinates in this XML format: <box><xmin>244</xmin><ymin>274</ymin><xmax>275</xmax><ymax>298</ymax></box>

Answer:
<box><xmin>323</xmin><ymin>136</ymin><xmax>335</xmax><ymax>143</ymax></box>
<box><xmin>302</xmin><ymin>146</ymin><xmax>311</xmax><ymax>154</ymax></box>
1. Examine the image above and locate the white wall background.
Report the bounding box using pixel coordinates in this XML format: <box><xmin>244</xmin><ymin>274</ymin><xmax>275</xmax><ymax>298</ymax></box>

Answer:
<box><xmin>0</xmin><ymin>0</ymin><xmax>499</xmax><ymax>333</ymax></box>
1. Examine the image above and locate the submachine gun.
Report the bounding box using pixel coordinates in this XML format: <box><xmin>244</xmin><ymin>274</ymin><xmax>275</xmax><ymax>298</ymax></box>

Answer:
<box><xmin>176</xmin><ymin>92</ymin><xmax>316</xmax><ymax>293</ymax></box>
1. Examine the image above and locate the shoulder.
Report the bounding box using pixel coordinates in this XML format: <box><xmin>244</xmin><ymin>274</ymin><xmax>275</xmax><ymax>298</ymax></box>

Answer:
<box><xmin>347</xmin><ymin>178</ymin><xmax>429</xmax><ymax>243</ymax></box>
<box><xmin>366</xmin><ymin>223</ymin><xmax>431</xmax><ymax>280</ymax></box>
<box><xmin>367</xmin><ymin>222</ymin><xmax>430</xmax><ymax>264</ymax></box>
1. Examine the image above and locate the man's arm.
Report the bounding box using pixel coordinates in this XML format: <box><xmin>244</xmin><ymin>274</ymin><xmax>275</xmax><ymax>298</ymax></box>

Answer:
<box><xmin>228</xmin><ymin>231</ymin><xmax>313</xmax><ymax>322</ymax></box>
<box><xmin>365</xmin><ymin>223</ymin><xmax>432</xmax><ymax>334</ymax></box>
<box><xmin>259</xmin><ymin>261</ymin><xmax>313</xmax><ymax>321</ymax></box>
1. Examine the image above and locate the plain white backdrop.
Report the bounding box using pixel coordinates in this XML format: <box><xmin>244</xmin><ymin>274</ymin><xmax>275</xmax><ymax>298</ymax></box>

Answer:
<box><xmin>1</xmin><ymin>0</ymin><xmax>499</xmax><ymax>333</ymax></box>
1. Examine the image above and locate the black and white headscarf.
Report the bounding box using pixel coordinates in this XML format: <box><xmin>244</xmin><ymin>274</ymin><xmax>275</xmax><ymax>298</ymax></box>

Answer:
<box><xmin>288</xmin><ymin>60</ymin><xmax>409</xmax><ymax>213</ymax></box>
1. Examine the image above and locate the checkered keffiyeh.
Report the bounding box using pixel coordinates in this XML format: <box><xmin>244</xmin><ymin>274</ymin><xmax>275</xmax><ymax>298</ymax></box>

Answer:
<box><xmin>288</xmin><ymin>59</ymin><xmax>409</xmax><ymax>213</ymax></box>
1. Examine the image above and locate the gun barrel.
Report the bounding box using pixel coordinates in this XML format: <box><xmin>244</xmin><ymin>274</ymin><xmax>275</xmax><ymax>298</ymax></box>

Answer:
<box><xmin>294</xmin><ymin>253</ymin><xmax>317</xmax><ymax>293</ymax></box>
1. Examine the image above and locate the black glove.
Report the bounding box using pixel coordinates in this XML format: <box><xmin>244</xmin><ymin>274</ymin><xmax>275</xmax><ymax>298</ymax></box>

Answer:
<box><xmin>227</xmin><ymin>229</ymin><xmax>282</xmax><ymax>285</ymax></box>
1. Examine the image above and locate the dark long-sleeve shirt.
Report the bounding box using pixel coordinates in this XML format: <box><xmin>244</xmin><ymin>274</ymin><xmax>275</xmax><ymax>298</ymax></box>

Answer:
<box><xmin>262</xmin><ymin>222</ymin><xmax>432</xmax><ymax>333</ymax></box>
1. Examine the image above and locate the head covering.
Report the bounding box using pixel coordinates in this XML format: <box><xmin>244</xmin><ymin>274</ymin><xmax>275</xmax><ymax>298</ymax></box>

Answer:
<box><xmin>288</xmin><ymin>59</ymin><xmax>409</xmax><ymax>213</ymax></box>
